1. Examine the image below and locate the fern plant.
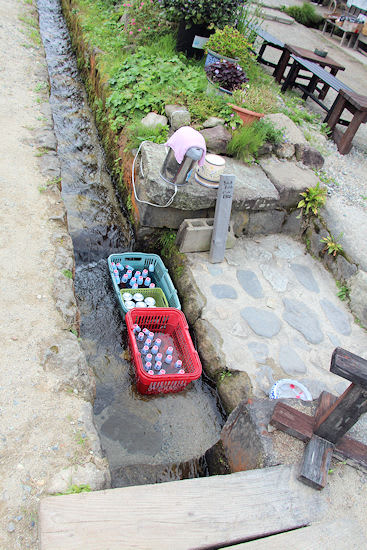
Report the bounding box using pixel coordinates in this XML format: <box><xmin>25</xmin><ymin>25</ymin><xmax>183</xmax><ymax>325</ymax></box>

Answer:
<box><xmin>297</xmin><ymin>182</ymin><xmax>327</xmax><ymax>217</ymax></box>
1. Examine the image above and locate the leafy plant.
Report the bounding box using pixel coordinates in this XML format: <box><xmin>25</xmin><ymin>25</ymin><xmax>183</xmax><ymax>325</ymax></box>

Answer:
<box><xmin>227</xmin><ymin>121</ymin><xmax>268</xmax><ymax>163</ymax></box>
<box><xmin>120</xmin><ymin>0</ymin><xmax>173</xmax><ymax>45</ymax></box>
<box><xmin>232</xmin><ymin>83</ymin><xmax>279</xmax><ymax>114</ymax></box>
<box><xmin>237</xmin><ymin>1</ymin><xmax>264</xmax><ymax>43</ymax></box>
<box><xmin>62</xmin><ymin>269</ymin><xmax>73</xmax><ymax>279</ymax></box>
<box><xmin>56</xmin><ymin>484</ymin><xmax>91</xmax><ymax>495</ymax></box>
<box><xmin>125</xmin><ymin>120</ymin><xmax>169</xmax><ymax>150</ymax></box>
<box><xmin>259</xmin><ymin>119</ymin><xmax>284</xmax><ymax>145</ymax></box>
<box><xmin>205</xmin><ymin>60</ymin><xmax>248</xmax><ymax>93</ymax></box>
<box><xmin>320</xmin><ymin>233</ymin><xmax>344</xmax><ymax>257</ymax></box>
<box><xmin>159</xmin><ymin>230</ymin><xmax>178</xmax><ymax>259</ymax></box>
<box><xmin>297</xmin><ymin>182</ymin><xmax>327</xmax><ymax>217</ymax></box>
<box><xmin>281</xmin><ymin>3</ymin><xmax>323</xmax><ymax>28</ymax></box>
<box><xmin>336</xmin><ymin>281</ymin><xmax>350</xmax><ymax>301</ymax></box>
<box><xmin>205</xmin><ymin>26</ymin><xmax>255</xmax><ymax>68</ymax></box>
<box><xmin>161</xmin><ymin>0</ymin><xmax>243</xmax><ymax>27</ymax></box>
<box><xmin>219</xmin><ymin>370</ymin><xmax>232</xmax><ymax>382</ymax></box>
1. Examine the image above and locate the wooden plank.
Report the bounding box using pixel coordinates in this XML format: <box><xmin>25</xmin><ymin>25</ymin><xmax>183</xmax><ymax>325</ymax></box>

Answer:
<box><xmin>40</xmin><ymin>465</ymin><xmax>323</xmax><ymax>550</ymax></box>
<box><xmin>314</xmin><ymin>384</ymin><xmax>367</xmax><ymax>443</ymax></box>
<box><xmin>226</xmin><ymin>519</ymin><xmax>367</xmax><ymax>549</ymax></box>
<box><xmin>314</xmin><ymin>391</ymin><xmax>337</xmax><ymax>428</ymax></box>
<box><xmin>299</xmin><ymin>435</ymin><xmax>334</xmax><ymax>490</ymax></box>
<box><xmin>270</xmin><ymin>402</ymin><xmax>314</xmax><ymax>441</ymax></box>
<box><xmin>330</xmin><ymin>347</ymin><xmax>367</xmax><ymax>387</ymax></box>
<box><xmin>335</xmin><ymin>435</ymin><xmax>367</xmax><ymax>471</ymax></box>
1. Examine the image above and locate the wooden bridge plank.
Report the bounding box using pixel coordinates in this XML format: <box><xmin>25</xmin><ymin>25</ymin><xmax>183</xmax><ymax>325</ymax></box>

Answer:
<box><xmin>40</xmin><ymin>465</ymin><xmax>322</xmax><ymax>550</ymax></box>
<box><xmin>226</xmin><ymin>519</ymin><xmax>367</xmax><ymax>549</ymax></box>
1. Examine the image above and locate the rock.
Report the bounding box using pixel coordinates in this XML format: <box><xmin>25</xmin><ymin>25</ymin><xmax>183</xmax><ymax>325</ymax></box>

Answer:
<box><xmin>172</xmin><ymin>259</ymin><xmax>206</xmax><ymax>325</ymax></box>
<box><xmin>231</xmin><ymin>211</ymin><xmax>250</xmax><ymax>237</ymax></box>
<box><xmin>204</xmin><ymin>440</ymin><xmax>231</xmax><ymax>476</ymax></box>
<box><xmin>38</xmin><ymin>152</ymin><xmax>61</xmax><ymax>180</ymax></box>
<box><xmin>42</xmin><ymin>333</ymin><xmax>95</xmax><ymax>401</ymax></box>
<box><xmin>165</xmin><ymin>104</ymin><xmax>191</xmax><ymax>131</ymax></box>
<box><xmin>194</xmin><ymin>318</ymin><xmax>226</xmax><ymax>379</ymax></box>
<box><xmin>320</xmin><ymin>298</ymin><xmax>351</xmax><ymax>335</ymax></box>
<box><xmin>274</xmin><ymin>141</ymin><xmax>295</xmax><ymax>159</ymax></box>
<box><xmin>138</xmin><ymin>142</ymin><xmax>279</xmax><ymax>214</ymax></box>
<box><xmin>34</xmin><ymin>128</ymin><xmax>57</xmax><ymax>151</ymax></box>
<box><xmin>279</xmin><ymin>345</ymin><xmax>307</xmax><ymax>375</ymax></box>
<box><xmin>141</xmin><ymin>112</ymin><xmax>168</xmax><ymax>128</ymax></box>
<box><xmin>333</xmin><ymin>254</ymin><xmax>358</xmax><ymax>283</ymax></box>
<box><xmin>260</xmin><ymin>158</ymin><xmax>319</xmax><ymax>209</ymax></box>
<box><xmin>349</xmin><ymin>271</ymin><xmax>367</xmax><ymax>328</ymax></box>
<box><xmin>255</xmin><ymin>365</ymin><xmax>276</xmax><ymax>395</ymax></box>
<box><xmin>210</xmin><ymin>284</ymin><xmax>238</xmax><ymax>299</ymax></box>
<box><xmin>236</xmin><ymin>269</ymin><xmax>263</xmax><ymax>298</ymax></box>
<box><xmin>281</xmin><ymin>210</ymin><xmax>303</xmax><ymax>235</ymax></box>
<box><xmin>283</xmin><ymin>298</ymin><xmax>324</xmax><ymax>344</ymax></box>
<box><xmin>52</xmin><ymin>272</ymin><xmax>78</xmax><ymax>327</ymax></box>
<box><xmin>248</xmin><ymin>342</ymin><xmax>269</xmax><ymax>363</ymax></box>
<box><xmin>202</xmin><ymin>116</ymin><xmax>225</xmax><ymax>128</ymax></box>
<box><xmin>290</xmin><ymin>263</ymin><xmax>319</xmax><ymax>292</ymax></box>
<box><xmin>47</xmin><ymin>462</ymin><xmax>110</xmax><ymax>494</ymax></box>
<box><xmin>217</xmin><ymin>370</ymin><xmax>253</xmax><ymax>414</ymax></box>
<box><xmin>245</xmin><ymin>210</ymin><xmax>286</xmax><ymax>235</ymax></box>
<box><xmin>199</xmin><ymin>125</ymin><xmax>232</xmax><ymax>155</ymax></box>
<box><xmin>295</xmin><ymin>143</ymin><xmax>324</xmax><ymax>170</ymax></box>
<box><xmin>7</xmin><ymin>522</ymin><xmax>15</xmax><ymax>533</ymax></box>
<box><xmin>257</xmin><ymin>142</ymin><xmax>273</xmax><ymax>157</ymax></box>
<box><xmin>241</xmin><ymin>307</ymin><xmax>282</xmax><ymax>338</ymax></box>
<box><xmin>260</xmin><ymin>263</ymin><xmax>289</xmax><ymax>292</ymax></box>
<box><xmin>263</xmin><ymin>113</ymin><xmax>307</xmax><ymax>145</ymax></box>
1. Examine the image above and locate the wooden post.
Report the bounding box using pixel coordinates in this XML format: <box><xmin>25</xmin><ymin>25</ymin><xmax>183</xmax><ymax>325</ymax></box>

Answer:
<box><xmin>209</xmin><ymin>174</ymin><xmax>235</xmax><ymax>264</ymax></box>
<box><xmin>299</xmin><ymin>435</ymin><xmax>334</xmax><ymax>490</ymax></box>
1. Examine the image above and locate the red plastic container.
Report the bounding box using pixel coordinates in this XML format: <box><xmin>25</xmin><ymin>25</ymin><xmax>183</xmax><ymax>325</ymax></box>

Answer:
<box><xmin>126</xmin><ymin>308</ymin><xmax>202</xmax><ymax>395</ymax></box>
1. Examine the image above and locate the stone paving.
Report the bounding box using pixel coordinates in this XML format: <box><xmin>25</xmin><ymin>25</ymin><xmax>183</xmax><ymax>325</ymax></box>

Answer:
<box><xmin>187</xmin><ymin>234</ymin><xmax>367</xmax><ymax>399</ymax></box>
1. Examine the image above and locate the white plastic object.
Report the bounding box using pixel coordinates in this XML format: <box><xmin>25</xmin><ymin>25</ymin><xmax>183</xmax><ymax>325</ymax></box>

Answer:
<box><xmin>269</xmin><ymin>379</ymin><xmax>312</xmax><ymax>401</ymax></box>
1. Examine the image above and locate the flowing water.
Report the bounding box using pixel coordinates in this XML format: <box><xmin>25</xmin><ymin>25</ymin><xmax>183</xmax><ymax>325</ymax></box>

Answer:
<box><xmin>37</xmin><ymin>0</ymin><xmax>224</xmax><ymax>486</ymax></box>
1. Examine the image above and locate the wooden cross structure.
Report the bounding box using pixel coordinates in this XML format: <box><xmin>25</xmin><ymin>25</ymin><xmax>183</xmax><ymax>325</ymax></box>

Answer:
<box><xmin>270</xmin><ymin>347</ymin><xmax>367</xmax><ymax>490</ymax></box>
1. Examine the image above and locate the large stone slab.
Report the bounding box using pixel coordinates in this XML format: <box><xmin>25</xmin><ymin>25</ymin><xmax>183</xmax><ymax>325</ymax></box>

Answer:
<box><xmin>241</xmin><ymin>307</ymin><xmax>282</xmax><ymax>338</ymax></box>
<box><xmin>263</xmin><ymin>113</ymin><xmax>307</xmax><ymax>145</ymax></box>
<box><xmin>349</xmin><ymin>271</ymin><xmax>367</xmax><ymax>328</ymax></box>
<box><xmin>320</xmin><ymin>298</ymin><xmax>351</xmax><ymax>336</ymax></box>
<box><xmin>139</xmin><ymin>142</ymin><xmax>279</xmax><ymax>213</ymax></box>
<box><xmin>260</xmin><ymin>158</ymin><xmax>319</xmax><ymax>209</ymax></box>
<box><xmin>283</xmin><ymin>298</ymin><xmax>324</xmax><ymax>344</ymax></box>
<box><xmin>323</xmin><ymin>195</ymin><xmax>367</xmax><ymax>272</ymax></box>
<box><xmin>290</xmin><ymin>263</ymin><xmax>319</xmax><ymax>292</ymax></box>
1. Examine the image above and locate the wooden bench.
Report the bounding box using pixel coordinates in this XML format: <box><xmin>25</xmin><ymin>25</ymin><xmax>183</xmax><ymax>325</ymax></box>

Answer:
<box><xmin>325</xmin><ymin>89</ymin><xmax>367</xmax><ymax>154</ymax></box>
<box><xmin>248</xmin><ymin>24</ymin><xmax>285</xmax><ymax>69</ymax></box>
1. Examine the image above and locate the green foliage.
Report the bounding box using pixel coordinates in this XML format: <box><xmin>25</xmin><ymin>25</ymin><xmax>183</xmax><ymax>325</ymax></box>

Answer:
<box><xmin>159</xmin><ymin>230</ymin><xmax>178</xmax><ymax>259</ymax></box>
<box><xmin>62</xmin><ymin>269</ymin><xmax>73</xmax><ymax>279</ymax></box>
<box><xmin>118</xmin><ymin>0</ymin><xmax>173</xmax><ymax>45</ymax></box>
<box><xmin>237</xmin><ymin>1</ymin><xmax>264</xmax><ymax>43</ymax></box>
<box><xmin>56</xmin><ymin>484</ymin><xmax>91</xmax><ymax>495</ymax></box>
<box><xmin>259</xmin><ymin>119</ymin><xmax>284</xmax><ymax>145</ymax></box>
<box><xmin>227</xmin><ymin>120</ymin><xmax>268</xmax><ymax>163</ymax></box>
<box><xmin>106</xmin><ymin>48</ymin><xmax>206</xmax><ymax>128</ymax></box>
<box><xmin>336</xmin><ymin>281</ymin><xmax>350</xmax><ymax>301</ymax></box>
<box><xmin>281</xmin><ymin>2</ymin><xmax>323</xmax><ymax>28</ymax></box>
<box><xmin>205</xmin><ymin>26</ymin><xmax>255</xmax><ymax>69</ymax></box>
<box><xmin>161</xmin><ymin>0</ymin><xmax>243</xmax><ymax>27</ymax></box>
<box><xmin>320</xmin><ymin>233</ymin><xmax>344</xmax><ymax>257</ymax></box>
<box><xmin>297</xmin><ymin>182</ymin><xmax>327</xmax><ymax>217</ymax></box>
<box><xmin>125</xmin><ymin>120</ymin><xmax>169</xmax><ymax>150</ymax></box>
<box><xmin>219</xmin><ymin>370</ymin><xmax>232</xmax><ymax>382</ymax></box>
<box><xmin>316</xmin><ymin>170</ymin><xmax>338</xmax><ymax>187</ymax></box>
<box><xmin>232</xmin><ymin>82</ymin><xmax>279</xmax><ymax>115</ymax></box>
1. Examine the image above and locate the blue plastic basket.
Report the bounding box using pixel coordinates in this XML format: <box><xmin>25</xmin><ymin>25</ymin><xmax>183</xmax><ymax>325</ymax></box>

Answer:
<box><xmin>108</xmin><ymin>252</ymin><xmax>181</xmax><ymax>317</ymax></box>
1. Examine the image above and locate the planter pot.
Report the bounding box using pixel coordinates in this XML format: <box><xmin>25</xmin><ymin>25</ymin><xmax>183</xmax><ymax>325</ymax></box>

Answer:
<box><xmin>206</xmin><ymin>78</ymin><xmax>232</xmax><ymax>96</ymax></box>
<box><xmin>204</xmin><ymin>49</ymin><xmax>239</xmax><ymax>67</ymax></box>
<box><xmin>228</xmin><ymin>103</ymin><xmax>264</xmax><ymax>125</ymax></box>
<box><xmin>176</xmin><ymin>21</ymin><xmax>214</xmax><ymax>59</ymax></box>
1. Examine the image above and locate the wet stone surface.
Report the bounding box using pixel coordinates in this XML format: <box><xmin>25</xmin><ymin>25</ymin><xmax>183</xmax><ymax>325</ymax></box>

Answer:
<box><xmin>241</xmin><ymin>307</ymin><xmax>281</xmax><ymax>338</ymax></box>
<box><xmin>290</xmin><ymin>263</ymin><xmax>320</xmax><ymax>293</ymax></box>
<box><xmin>283</xmin><ymin>298</ymin><xmax>324</xmax><ymax>344</ymax></box>
<box><xmin>211</xmin><ymin>284</ymin><xmax>238</xmax><ymax>299</ymax></box>
<box><xmin>237</xmin><ymin>270</ymin><xmax>263</xmax><ymax>299</ymax></box>
<box><xmin>320</xmin><ymin>298</ymin><xmax>351</xmax><ymax>336</ymax></box>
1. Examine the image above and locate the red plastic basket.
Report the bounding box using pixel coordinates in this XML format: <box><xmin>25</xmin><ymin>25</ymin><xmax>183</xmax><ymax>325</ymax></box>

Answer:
<box><xmin>125</xmin><ymin>308</ymin><xmax>202</xmax><ymax>395</ymax></box>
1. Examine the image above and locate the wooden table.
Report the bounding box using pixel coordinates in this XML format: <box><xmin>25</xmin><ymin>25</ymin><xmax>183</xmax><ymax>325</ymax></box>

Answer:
<box><xmin>274</xmin><ymin>44</ymin><xmax>345</xmax><ymax>100</ymax></box>
<box><xmin>322</xmin><ymin>18</ymin><xmax>360</xmax><ymax>48</ymax></box>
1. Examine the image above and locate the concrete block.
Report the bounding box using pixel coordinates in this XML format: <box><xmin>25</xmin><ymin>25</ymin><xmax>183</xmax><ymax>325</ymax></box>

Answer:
<box><xmin>176</xmin><ymin>218</ymin><xmax>236</xmax><ymax>253</ymax></box>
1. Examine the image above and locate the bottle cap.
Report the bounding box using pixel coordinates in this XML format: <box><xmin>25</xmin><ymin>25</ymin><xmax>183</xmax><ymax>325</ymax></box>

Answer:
<box><xmin>151</xmin><ymin>345</ymin><xmax>159</xmax><ymax>355</ymax></box>
<box><xmin>149</xmin><ymin>283</ymin><xmax>155</xmax><ymax>288</ymax></box>
<box><xmin>145</xmin><ymin>338</ymin><xmax>152</xmax><ymax>347</ymax></box>
<box><xmin>137</xmin><ymin>332</ymin><xmax>144</xmax><ymax>341</ymax></box>
<box><xmin>159</xmin><ymin>369</ymin><xmax>166</xmax><ymax>375</ymax></box>
<box><xmin>148</xmin><ymin>370</ymin><xmax>154</xmax><ymax>375</ymax></box>
<box><xmin>165</xmin><ymin>355</ymin><xmax>173</xmax><ymax>364</ymax></box>
<box><xmin>156</xmin><ymin>353</ymin><xmax>163</xmax><ymax>362</ymax></box>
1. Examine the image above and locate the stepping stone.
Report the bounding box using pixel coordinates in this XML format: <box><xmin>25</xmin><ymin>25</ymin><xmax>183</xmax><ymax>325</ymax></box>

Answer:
<box><xmin>320</xmin><ymin>299</ymin><xmax>351</xmax><ymax>336</ymax></box>
<box><xmin>260</xmin><ymin>264</ymin><xmax>288</xmax><ymax>292</ymax></box>
<box><xmin>248</xmin><ymin>342</ymin><xmax>269</xmax><ymax>363</ymax></box>
<box><xmin>241</xmin><ymin>308</ymin><xmax>281</xmax><ymax>338</ymax></box>
<box><xmin>279</xmin><ymin>345</ymin><xmax>307</xmax><ymax>375</ymax></box>
<box><xmin>208</xmin><ymin>266</ymin><xmax>223</xmax><ymax>277</ymax></box>
<box><xmin>211</xmin><ymin>284</ymin><xmax>237</xmax><ymax>299</ymax></box>
<box><xmin>283</xmin><ymin>298</ymin><xmax>323</xmax><ymax>344</ymax></box>
<box><xmin>327</xmin><ymin>332</ymin><xmax>340</xmax><ymax>347</ymax></box>
<box><xmin>237</xmin><ymin>270</ymin><xmax>263</xmax><ymax>299</ymax></box>
<box><xmin>290</xmin><ymin>264</ymin><xmax>319</xmax><ymax>293</ymax></box>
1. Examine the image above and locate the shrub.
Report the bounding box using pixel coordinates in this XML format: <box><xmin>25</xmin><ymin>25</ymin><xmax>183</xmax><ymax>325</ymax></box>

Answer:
<box><xmin>121</xmin><ymin>0</ymin><xmax>173</xmax><ymax>44</ymax></box>
<box><xmin>281</xmin><ymin>3</ymin><xmax>323</xmax><ymax>29</ymax></box>
<box><xmin>205</xmin><ymin>60</ymin><xmax>249</xmax><ymax>92</ymax></box>
<box><xmin>205</xmin><ymin>26</ymin><xmax>255</xmax><ymax>69</ymax></box>
<box><xmin>227</xmin><ymin>121</ymin><xmax>268</xmax><ymax>162</ymax></box>
<box><xmin>161</xmin><ymin>0</ymin><xmax>243</xmax><ymax>28</ymax></box>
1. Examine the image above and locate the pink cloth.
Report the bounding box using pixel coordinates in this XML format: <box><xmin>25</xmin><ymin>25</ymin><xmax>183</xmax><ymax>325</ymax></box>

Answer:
<box><xmin>165</xmin><ymin>126</ymin><xmax>206</xmax><ymax>167</ymax></box>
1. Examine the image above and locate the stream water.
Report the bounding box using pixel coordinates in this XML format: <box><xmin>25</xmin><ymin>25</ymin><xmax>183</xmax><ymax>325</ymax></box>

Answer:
<box><xmin>37</xmin><ymin>0</ymin><xmax>224</xmax><ymax>486</ymax></box>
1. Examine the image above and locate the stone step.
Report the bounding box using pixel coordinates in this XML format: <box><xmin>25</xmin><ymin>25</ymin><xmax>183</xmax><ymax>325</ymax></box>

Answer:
<box><xmin>40</xmin><ymin>465</ymin><xmax>323</xmax><ymax>550</ymax></box>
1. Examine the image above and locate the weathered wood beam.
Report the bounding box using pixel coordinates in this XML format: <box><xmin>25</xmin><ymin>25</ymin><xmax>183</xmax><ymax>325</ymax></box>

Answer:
<box><xmin>299</xmin><ymin>435</ymin><xmax>334</xmax><ymax>490</ymax></box>
<box><xmin>330</xmin><ymin>347</ymin><xmax>367</xmax><ymax>387</ymax></box>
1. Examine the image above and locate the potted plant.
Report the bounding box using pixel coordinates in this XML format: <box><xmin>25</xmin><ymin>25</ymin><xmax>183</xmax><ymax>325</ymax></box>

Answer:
<box><xmin>205</xmin><ymin>60</ymin><xmax>249</xmax><ymax>96</ymax></box>
<box><xmin>161</xmin><ymin>0</ymin><xmax>243</xmax><ymax>57</ymax></box>
<box><xmin>228</xmin><ymin>83</ymin><xmax>278</xmax><ymax>125</ymax></box>
<box><xmin>204</xmin><ymin>26</ymin><xmax>255</xmax><ymax>68</ymax></box>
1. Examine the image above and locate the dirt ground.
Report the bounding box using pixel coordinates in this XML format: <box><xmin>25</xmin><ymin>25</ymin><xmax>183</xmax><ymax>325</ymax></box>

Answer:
<box><xmin>0</xmin><ymin>0</ymin><xmax>366</xmax><ymax>548</ymax></box>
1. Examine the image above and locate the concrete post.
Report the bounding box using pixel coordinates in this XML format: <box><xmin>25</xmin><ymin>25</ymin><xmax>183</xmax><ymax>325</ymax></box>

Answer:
<box><xmin>209</xmin><ymin>174</ymin><xmax>235</xmax><ymax>263</ymax></box>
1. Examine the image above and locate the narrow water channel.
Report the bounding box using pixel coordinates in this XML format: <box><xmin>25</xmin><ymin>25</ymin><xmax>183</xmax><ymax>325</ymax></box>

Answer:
<box><xmin>37</xmin><ymin>0</ymin><xmax>224</xmax><ymax>487</ymax></box>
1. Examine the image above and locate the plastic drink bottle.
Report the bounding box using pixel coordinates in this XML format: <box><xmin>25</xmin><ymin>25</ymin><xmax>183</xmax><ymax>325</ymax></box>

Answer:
<box><xmin>154</xmin><ymin>361</ymin><xmax>162</xmax><ymax>371</ymax></box>
<box><xmin>151</xmin><ymin>345</ymin><xmax>159</xmax><ymax>355</ymax></box>
<box><xmin>126</xmin><ymin>269</ymin><xmax>132</xmax><ymax>280</ymax></box>
<box><xmin>154</xmin><ymin>338</ymin><xmax>162</xmax><ymax>349</ymax></box>
<box><xmin>149</xmin><ymin>283</ymin><xmax>155</xmax><ymax>289</ymax></box>
<box><xmin>137</xmin><ymin>332</ymin><xmax>144</xmax><ymax>342</ymax></box>
<box><xmin>156</xmin><ymin>353</ymin><xmax>163</xmax><ymax>362</ymax></box>
<box><xmin>174</xmin><ymin>360</ymin><xmax>182</xmax><ymax>369</ymax></box>
<box><xmin>165</xmin><ymin>355</ymin><xmax>173</xmax><ymax>364</ymax></box>
<box><xmin>148</xmin><ymin>264</ymin><xmax>155</xmax><ymax>273</ymax></box>
<box><xmin>166</xmin><ymin>346</ymin><xmax>173</xmax><ymax>356</ymax></box>
<box><xmin>142</xmin><ymin>269</ymin><xmax>148</xmax><ymax>278</ymax></box>
<box><xmin>144</xmin><ymin>277</ymin><xmax>151</xmax><ymax>287</ymax></box>
<box><xmin>141</xmin><ymin>345</ymin><xmax>149</xmax><ymax>356</ymax></box>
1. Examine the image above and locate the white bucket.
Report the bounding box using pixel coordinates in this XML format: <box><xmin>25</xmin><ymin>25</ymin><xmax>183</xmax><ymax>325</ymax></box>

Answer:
<box><xmin>195</xmin><ymin>154</ymin><xmax>226</xmax><ymax>188</ymax></box>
